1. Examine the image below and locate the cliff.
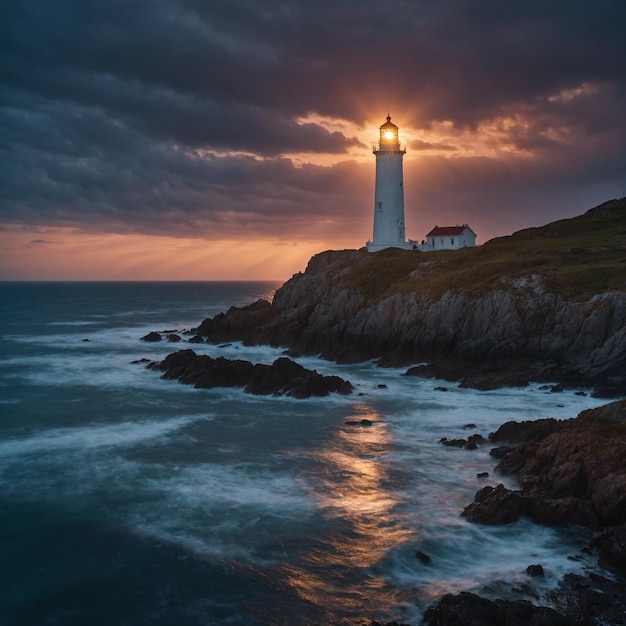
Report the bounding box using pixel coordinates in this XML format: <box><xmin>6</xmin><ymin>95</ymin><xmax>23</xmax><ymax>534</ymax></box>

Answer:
<box><xmin>196</xmin><ymin>198</ymin><xmax>626</xmax><ymax>396</ymax></box>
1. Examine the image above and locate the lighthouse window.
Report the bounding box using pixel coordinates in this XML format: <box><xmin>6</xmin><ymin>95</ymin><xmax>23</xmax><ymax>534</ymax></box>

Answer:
<box><xmin>451</xmin><ymin>238</ymin><xmax>454</xmax><ymax>245</ymax></box>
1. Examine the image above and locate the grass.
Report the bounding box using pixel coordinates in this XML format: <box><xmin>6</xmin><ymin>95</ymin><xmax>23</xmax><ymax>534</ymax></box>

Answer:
<box><xmin>329</xmin><ymin>198</ymin><xmax>626</xmax><ymax>303</ymax></box>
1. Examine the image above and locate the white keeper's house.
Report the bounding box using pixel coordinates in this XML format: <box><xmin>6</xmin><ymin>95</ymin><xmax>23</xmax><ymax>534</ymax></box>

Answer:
<box><xmin>365</xmin><ymin>115</ymin><xmax>478</xmax><ymax>253</ymax></box>
<box><xmin>423</xmin><ymin>225</ymin><xmax>477</xmax><ymax>250</ymax></box>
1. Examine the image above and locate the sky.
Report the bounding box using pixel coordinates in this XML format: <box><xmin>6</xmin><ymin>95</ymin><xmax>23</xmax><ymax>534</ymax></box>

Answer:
<box><xmin>1</xmin><ymin>0</ymin><xmax>625</xmax><ymax>280</ymax></box>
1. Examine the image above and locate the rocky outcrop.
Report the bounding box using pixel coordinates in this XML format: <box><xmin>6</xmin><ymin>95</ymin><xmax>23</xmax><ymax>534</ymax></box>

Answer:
<box><xmin>443</xmin><ymin>400</ymin><xmax>626</xmax><ymax>626</ymax></box>
<box><xmin>483</xmin><ymin>399</ymin><xmax>626</xmax><ymax>530</ymax></box>
<box><xmin>147</xmin><ymin>349</ymin><xmax>353</xmax><ymax>398</ymax></box>
<box><xmin>192</xmin><ymin>236</ymin><xmax>626</xmax><ymax>396</ymax></box>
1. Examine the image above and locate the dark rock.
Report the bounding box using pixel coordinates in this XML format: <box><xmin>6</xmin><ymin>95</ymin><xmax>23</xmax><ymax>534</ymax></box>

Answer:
<box><xmin>575</xmin><ymin>391</ymin><xmax>587</xmax><ymax>396</ymax></box>
<box><xmin>131</xmin><ymin>358</ymin><xmax>151</xmax><ymax>364</ymax></box>
<box><xmin>489</xmin><ymin>445</ymin><xmax>514</xmax><ymax>459</ymax></box>
<box><xmin>167</xmin><ymin>334</ymin><xmax>181</xmax><ymax>342</ymax></box>
<box><xmin>590</xmin><ymin>523</ymin><xmax>626</xmax><ymax>576</ymax></box>
<box><xmin>434</xmin><ymin>386</ymin><xmax>449</xmax><ymax>392</ymax></box>
<box><xmin>526</xmin><ymin>564</ymin><xmax>544</xmax><ymax>577</ymax></box>
<box><xmin>463</xmin><ymin>423</ymin><xmax>477</xmax><ymax>430</ymax></box>
<box><xmin>195</xmin><ymin>299</ymin><xmax>276</xmax><ymax>344</ymax></box>
<box><xmin>489</xmin><ymin>417</ymin><xmax>569</xmax><ymax>445</ymax></box>
<box><xmin>551</xmin><ymin>572</ymin><xmax>626</xmax><ymax>626</ymax></box>
<box><xmin>82</xmin><ymin>338</ymin><xmax>90</xmax><ymax>342</ymax></box>
<box><xmin>441</xmin><ymin>434</ymin><xmax>486</xmax><ymax>450</ymax></box>
<box><xmin>416</xmin><ymin>550</ymin><xmax>432</xmax><ymax>564</ymax></box>
<box><xmin>423</xmin><ymin>592</ymin><xmax>568</xmax><ymax>626</ymax></box>
<box><xmin>377</xmin><ymin>384</ymin><xmax>388</xmax><ymax>389</ymax></box>
<box><xmin>477</xmin><ymin>472</ymin><xmax>489</xmax><ymax>478</ymax></box>
<box><xmin>370</xmin><ymin>621</ymin><xmax>410</xmax><ymax>626</ymax></box>
<box><xmin>189</xmin><ymin>335</ymin><xmax>205</xmax><ymax>344</ymax></box>
<box><xmin>462</xmin><ymin>484</ymin><xmax>529</xmax><ymax>525</ymax></box>
<box><xmin>466</xmin><ymin>434</ymin><xmax>487</xmax><ymax>450</ymax></box>
<box><xmin>141</xmin><ymin>331</ymin><xmax>162</xmax><ymax>342</ymax></box>
<box><xmin>440</xmin><ymin>438</ymin><xmax>467</xmax><ymax>449</ymax></box>
<box><xmin>489</xmin><ymin>400</ymin><xmax>626</xmax><ymax>529</ymax></box>
<box><xmin>345</xmin><ymin>418</ymin><xmax>373</xmax><ymax>426</ymax></box>
<box><xmin>148</xmin><ymin>350</ymin><xmax>353</xmax><ymax>399</ymax></box>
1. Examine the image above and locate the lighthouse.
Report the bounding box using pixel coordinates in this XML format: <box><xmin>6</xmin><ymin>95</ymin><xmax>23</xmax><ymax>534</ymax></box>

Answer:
<box><xmin>366</xmin><ymin>115</ymin><xmax>413</xmax><ymax>252</ymax></box>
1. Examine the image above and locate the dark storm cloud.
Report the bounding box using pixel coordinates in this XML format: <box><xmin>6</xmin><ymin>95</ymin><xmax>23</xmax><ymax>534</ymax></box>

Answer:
<box><xmin>1</xmin><ymin>0</ymin><xmax>625</xmax><ymax>240</ymax></box>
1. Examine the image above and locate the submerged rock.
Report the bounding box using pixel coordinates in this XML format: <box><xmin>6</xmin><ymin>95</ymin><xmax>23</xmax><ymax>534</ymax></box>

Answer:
<box><xmin>147</xmin><ymin>349</ymin><xmax>353</xmax><ymax>399</ymax></box>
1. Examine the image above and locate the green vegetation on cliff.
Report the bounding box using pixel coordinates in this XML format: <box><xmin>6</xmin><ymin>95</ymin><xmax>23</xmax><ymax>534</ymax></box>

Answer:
<box><xmin>334</xmin><ymin>198</ymin><xmax>626</xmax><ymax>302</ymax></box>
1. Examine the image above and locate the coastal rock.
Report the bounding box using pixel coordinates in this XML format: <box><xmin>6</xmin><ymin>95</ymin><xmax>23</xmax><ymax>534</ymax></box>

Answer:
<box><xmin>526</xmin><ymin>564</ymin><xmax>544</xmax><ymax>577</ymax></box>
<box><xmin>141</xmin><ymin>331</ymin><xmax>161</xmax><ymax>342</ymax></box>
<box><xmin>462</xmin><ymin>484</ymin><xmax>529</xmax><ymax>525</ymax></box>
<box><xmin>423</xmin><ymin>592</ymin><xmax>567</xmax><ymax>626</ymax></box>
<box><xmin>590</xmin><ymin>523</ymin><xmax>626</xmax><ymax>575</ymax></box>
<box><xmin>147</xmin><ymin>349</ymin><xmax>353</xmax><ymax>399</ymax></box>
<box><xmin>488</xmin><ymin>400</ymin><xmax>626</xmax><ymax>529</ymax></box>
<box><xmin>190</xmin><ymin>200</ymin><xmax>626</xmax><ymax>395</ymax></box>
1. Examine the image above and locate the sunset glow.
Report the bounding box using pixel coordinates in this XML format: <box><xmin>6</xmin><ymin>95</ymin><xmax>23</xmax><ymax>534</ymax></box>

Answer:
<box><xmin>2</xmin><ymin>2</ymin><xmax>624</xmax><ymax>280</ymax></box>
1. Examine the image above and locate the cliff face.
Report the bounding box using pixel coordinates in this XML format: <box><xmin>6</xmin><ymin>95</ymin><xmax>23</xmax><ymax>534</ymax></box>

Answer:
<box><xmin>196</xmin><ymin>199</ymin><xmax>626</xmax><ymax>395</ymax></box>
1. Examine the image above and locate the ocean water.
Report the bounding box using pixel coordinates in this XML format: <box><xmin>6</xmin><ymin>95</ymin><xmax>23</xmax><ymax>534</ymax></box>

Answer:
<box><xmin>0</xmin><ymin>281</ymin><xmax>615</xmax><ymax>625</ymax></box>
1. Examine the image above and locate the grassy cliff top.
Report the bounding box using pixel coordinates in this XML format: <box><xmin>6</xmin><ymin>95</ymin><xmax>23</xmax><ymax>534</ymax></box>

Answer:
<box><xmin>331</xmin><ymin>198</ymin><xmax>626</xmax><ymax>301</ymax></box>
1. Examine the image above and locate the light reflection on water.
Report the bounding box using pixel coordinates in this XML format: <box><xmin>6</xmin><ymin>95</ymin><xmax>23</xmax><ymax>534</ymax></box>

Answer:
<box><xmin>277</xmin><ymin>404</ymin><xmax>416</xmax><ymax>622</ymax></box>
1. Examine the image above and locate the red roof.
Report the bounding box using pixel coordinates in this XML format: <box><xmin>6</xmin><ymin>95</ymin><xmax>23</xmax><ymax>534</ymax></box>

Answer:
<box><xmin>426</xmin><ymin>225</ymin><xmax>474</xmax><ymax>237</ymax></box>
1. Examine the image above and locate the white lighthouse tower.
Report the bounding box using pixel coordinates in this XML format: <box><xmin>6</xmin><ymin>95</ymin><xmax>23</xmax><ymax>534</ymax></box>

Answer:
<box><xmin>366</xmin><ymin>115</ymin><xmax>413</xmax><ymax>252</ymax></box>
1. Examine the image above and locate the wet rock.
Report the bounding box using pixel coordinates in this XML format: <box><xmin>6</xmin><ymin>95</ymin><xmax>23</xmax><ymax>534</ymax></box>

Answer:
<box><xmin>195</xmin><ymin>299</ymin><xmax>276</xmax><ymax>344</ymax></box>
<box><xmin>434</xmin><ymin>386</ymin><xmax>449</xmax><ymax>392</ymax></box>
<box><xmin>189</xmin><ymin>335</ymin><xmax>205</xmax><ymax>344</ymax></box>
<box><xmin>167</xmin><ymin>333</ymin><xmax>181</xmax><ymax>342</ymax></box>
<box><xmin>590</xmin><ymin>522</ymin><xmax>626</xmax><ymax>575</ymax></box>
<box><xmin>423</xmin><ymin>592</ymin><xmax>568</xmax><ymax>626</ymax></box>
<box><xmin>552</xmin><ymin>572</ymin><xmax>626</xmax><ymax>626</ymax></box>
<box><xmin>141</xmin><ymin>331</ymin><xmax>161</xmax><ymax>342</ymax></box>
<box><xmin>440</xmin><ymin>437</ymin><xmax>467</xmax><ymax>449</ymax></box>
<box><xmin>148</xmin><ymin>349</ymin><xmax>353</xmax><ymax>399</ymax></box>
<box><xmin>463</xmin><ymin>423</ymin><xmax>477</xmax><ymax>430</ymax></box>
<box><xmin>462</xmin><ymin>484</ymin><xmax>529</xmax><ymax>525</ymax></box>
<box><xmin>440</xmin><ymin>434</ymin><xmax>486</xmax><ymax>450</ymax></box>
<box><xmin>131</xmin><ymin>358</ymin><xmax>151</xmax><ymax>364</ymax></box>
<box><xmin>526</xmin><ymin>564</ymin><xmax>544</xmax><ymax>577</ymax></box>
<box><xmin>490</xmin><ymin>400</ymin><xmax>626</xmax><ymax>529</ymax></box>
<box><xmin>489</xmin><ymin>445</ymin><xmax>514</xmax><ymax>459</ymax></box>
<box><xmin>477</xmin><ymin>472</ymin><xmax>489</xmax><ymax>478</ymax></box>
<box><xmin>377</xmin><ymin>384</ymin><xmax>388</xmax><ymax>389</ymax></box>
<box><xmin>416</xmin><ymin>550</ymin><xmax>432</xmax><ymax>564</ymax></box>
<box><xmin>345</xmin><ymin>419</ymin><xmax>373</xmax><ymax>427</ymax></box>
<box><xmin>466</xmin><ymin>434</ymin><xmax>487</xmax><ymax>450</ymax></box>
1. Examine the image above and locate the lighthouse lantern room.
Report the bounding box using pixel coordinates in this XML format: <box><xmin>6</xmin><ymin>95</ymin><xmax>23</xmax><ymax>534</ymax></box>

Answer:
<box><xmin>366</xmin><ymin>115</ymin><xmax>414</xmax><ymax>252</ymax></box>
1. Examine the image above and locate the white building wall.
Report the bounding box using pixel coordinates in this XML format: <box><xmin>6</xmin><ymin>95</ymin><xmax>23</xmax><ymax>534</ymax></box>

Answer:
<box><xmin>426</xmin><ymin>228</ymin><xmax>476</xmax><ymax>250</ymax></box>
<box><xmin>367</xmin><ymin>151</ymin><xmax>412</xmax><ymax>251</ymax></box>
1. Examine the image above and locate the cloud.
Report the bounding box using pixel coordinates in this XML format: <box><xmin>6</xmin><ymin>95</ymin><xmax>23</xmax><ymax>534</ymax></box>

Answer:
<box><xmin>1</xmin><ymin>0</ymin><xmax>625</xmax><ymax>278</ymax></box>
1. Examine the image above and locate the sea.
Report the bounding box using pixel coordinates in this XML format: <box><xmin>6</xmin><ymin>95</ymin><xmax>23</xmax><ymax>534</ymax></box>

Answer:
<box><xmin>0</xmin><ymin>281</ymin><xmax>617</xmax><ymax>625</ymax></box>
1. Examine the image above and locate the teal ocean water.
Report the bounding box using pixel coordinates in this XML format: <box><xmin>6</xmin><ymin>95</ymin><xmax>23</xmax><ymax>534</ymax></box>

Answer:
<box><xmin>0</xmin><ymin>282</ymin><xmax>613</xmax><ymax>625</ymax></box>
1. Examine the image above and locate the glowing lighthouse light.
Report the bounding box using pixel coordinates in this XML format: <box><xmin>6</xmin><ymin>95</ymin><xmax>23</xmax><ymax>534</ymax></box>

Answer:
<box><xmin>366</xmin><ymin>115</ymin><xmax>414</xmax><ymax>252</ymax></box>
